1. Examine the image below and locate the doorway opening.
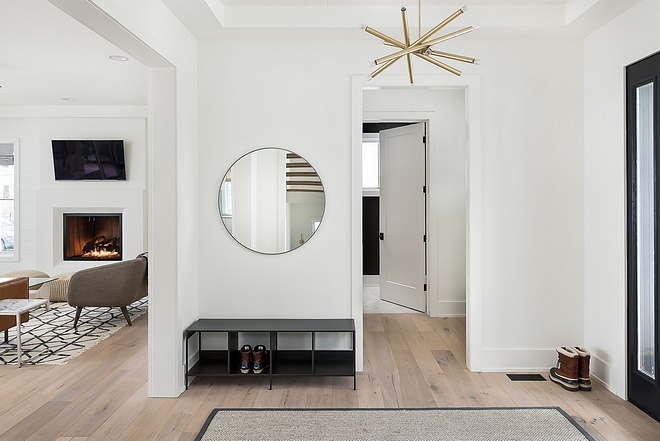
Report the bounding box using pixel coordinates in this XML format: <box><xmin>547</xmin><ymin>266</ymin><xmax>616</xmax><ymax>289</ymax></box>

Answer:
<box><xmin>352</xmin><ymin>74</ymin><xmax>481</xmax><ymax>374</ymax></box>
<box><xmin>362</xmin><ymin>121</ymin><xmax>425</xmax><ymax>314</ymax></box>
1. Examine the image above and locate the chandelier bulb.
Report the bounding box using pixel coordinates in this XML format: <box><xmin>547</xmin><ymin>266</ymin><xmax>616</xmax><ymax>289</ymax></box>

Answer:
<box><xmin>401</xmin><ymin>6</ymin><xmax>406</xmax><ymax>12</ymax></box>
<box><xmin>472</xmin><ymin>24</ymin><xmax>480</xmax><ymax>30</ymax></box>
<box><xmin>366</xmin><ymin>75</ymin><xmax>373</xmax><ymax>82</ymax></box>
<box><xmin>368</xmin><ymin>60</ymin><xmax>377</xmax><ymax>67</ymax></box>
<box><xmin>461</xmin><ymin>5</ymin><xmax>469</xmax><ymax>13</ymax></box>
<box><xmin>359</xmin><ymin>23</ymin><xmax>367</xmax><ymax>30</ymax></box>
<box><xmin>473</xmin><ymin>59</ymin><xmax>482</xmax><ymax>65</ymax></box>
<box><xmin>425</xmin><ymin>47</ymin><xmax>433</xmax><ymax>56</ymax></box>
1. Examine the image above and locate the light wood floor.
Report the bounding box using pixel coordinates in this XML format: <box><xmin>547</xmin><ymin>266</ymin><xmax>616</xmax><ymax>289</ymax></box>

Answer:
<box><xmin>1</xmin><ymin>313</ymin><xmax>659</xmax><ymax>441</ymax></box>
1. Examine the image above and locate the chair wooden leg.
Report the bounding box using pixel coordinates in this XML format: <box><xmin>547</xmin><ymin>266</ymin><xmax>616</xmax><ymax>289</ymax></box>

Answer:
<box><xmin>120</xmin><ymin>307</ymin><xmax>132</xmax><ymax>326</ymax></box>
<box><xmin>73</xmin><ymin>307</ymin><xmax>82</xmax><ymax>328</ymax></box>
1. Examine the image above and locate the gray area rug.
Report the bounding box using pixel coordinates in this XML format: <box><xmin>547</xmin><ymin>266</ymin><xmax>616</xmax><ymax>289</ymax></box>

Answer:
<box><xmin>0</xmin><ymin>298</ymin><xmax>147</xmax><ymax>365</ymax></box>
<box><xmin>195</xmin><ymin>407</ymin><xmax>595</xmax><ymax>441</ymax></box>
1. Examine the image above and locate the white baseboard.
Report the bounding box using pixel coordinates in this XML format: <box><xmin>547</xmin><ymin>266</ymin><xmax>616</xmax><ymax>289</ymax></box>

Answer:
<box><xmin>590</xmin><ymin>354</ymin><xmax>623</xmax><ymax>398</ymax></box>
<box><xmin>480</xmin><ymin>348</ymin><xmax>558</xmax><ymax>372</ymax></box>
<box><xmin>432</xmin><ymin>300</ymin><xmax>466</xmax><ymax>317</ymax></box>
<box><xmin>477</xmin><ymin>349</ymin><xmax>624</xmax><ymax>400</ymax></box>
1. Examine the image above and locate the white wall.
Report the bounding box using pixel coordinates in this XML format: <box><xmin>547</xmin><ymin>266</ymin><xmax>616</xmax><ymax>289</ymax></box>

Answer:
<box><xmin>583</xmin><ymin>0</ymin><xmax>660</xmax><ymax>398</ymax></box>
<box><xmin>0</xmin><ymin>114</ymin><xmax>147</xmax><ymax>276</ymax></box>
<box><xmin>198</xmin><ymin>40</ymin><xmax>355</xmax><ymax>322</ymax></box>
<box><xmin>468</xmin><ymin>38</ymin><xmax>584</xmax><ymax>371</ymax></box>
<box><xmin>199</xmin><ymin>36</ymin><xmax>584</xmax><ymax>374</ymax></box>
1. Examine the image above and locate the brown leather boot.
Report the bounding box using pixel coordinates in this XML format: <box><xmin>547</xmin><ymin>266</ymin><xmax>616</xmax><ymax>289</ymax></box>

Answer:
<box><xmin>549</xmin><ymin>346</ymin><xmax>579</xmax><ymax>391</ymax></box>
<box><xmin>240</xmin><ymin>345</ymin><xmax>252</xmax><ymax>374</ymax></box>
<box><xmin>252</xmin><ymin>344</ymin><xmax>269</xmax><ymax>374</ymax></box>
<box><xmin>573</xmin><ymin>346</ymin><xmax>591</xmax><ymax>391</ymax></box>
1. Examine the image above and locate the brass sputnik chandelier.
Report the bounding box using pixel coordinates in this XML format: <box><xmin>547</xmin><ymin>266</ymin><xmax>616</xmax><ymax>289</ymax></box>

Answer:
<box><xmin>361</xmin><ymin>3</ymin><xmax>479</xmax><ymax>84</ymax></box>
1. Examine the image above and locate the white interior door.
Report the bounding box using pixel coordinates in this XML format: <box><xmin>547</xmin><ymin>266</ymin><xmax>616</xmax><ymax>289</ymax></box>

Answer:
<box><xmin>379</xmin><ymin>123</ymin><xmax>426</xmax><ymax>312</ymax></box>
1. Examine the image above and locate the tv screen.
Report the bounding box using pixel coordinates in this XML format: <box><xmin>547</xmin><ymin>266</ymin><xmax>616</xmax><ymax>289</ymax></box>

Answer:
<box><xmin>52</xmin><ymin>140</ymin><xmax>126</xmax><ymax>181</ymax></box>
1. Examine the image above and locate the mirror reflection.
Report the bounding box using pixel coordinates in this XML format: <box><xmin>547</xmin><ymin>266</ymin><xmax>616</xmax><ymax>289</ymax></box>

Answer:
<box><xmin>218</xmin><ymin>148</ymin><xmax>325</xmax><ymax>254</ymax></box>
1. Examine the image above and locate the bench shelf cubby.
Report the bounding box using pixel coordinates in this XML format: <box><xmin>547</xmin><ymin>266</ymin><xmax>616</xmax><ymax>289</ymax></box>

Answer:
<box><xmin>184</xmin><ymin>318</ymin><xmax>356</xmax><ymax>390</ymax></box>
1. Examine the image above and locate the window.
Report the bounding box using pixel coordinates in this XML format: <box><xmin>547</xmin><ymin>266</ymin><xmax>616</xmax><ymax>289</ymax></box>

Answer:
<box><xmin>0</xmin><ymin>140</ymin><xmax>17</xmax><ymax>260</ymax></box>
<box><xmin>220</xmin><ymin>180</ymin><xmax>232</xmax><ymax>217</ymax></box>
<box><xmin>362</xmin><ymin>133</ymin><xmax>379</xmax><ymax>189</ymax></box>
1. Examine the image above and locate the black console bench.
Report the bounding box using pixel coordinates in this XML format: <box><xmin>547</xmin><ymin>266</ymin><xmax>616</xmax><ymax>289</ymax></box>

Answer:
<box><xmin>184</xmin><ymin>318</ymin><xmax>356</xmax><ymax>390</ymax></box>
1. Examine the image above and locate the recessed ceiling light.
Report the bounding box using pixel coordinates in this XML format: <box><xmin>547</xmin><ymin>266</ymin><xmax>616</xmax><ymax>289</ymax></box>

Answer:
<box><xmin>61</xmin><ymin>98</ymin><xmax>75</xmax><ymax>101</ymax></box>
<box><xmin>109</xmin><ymin>55</ymin><xmax>129</xmax><ymax>61</ymax></box>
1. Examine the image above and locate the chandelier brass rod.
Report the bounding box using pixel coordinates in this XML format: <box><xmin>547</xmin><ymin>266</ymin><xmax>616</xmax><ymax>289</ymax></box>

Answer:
<box><xmin>423</xmin><ymin>26</ymin><xmax>476</xmax><ymax>47</ymax></box>
<box><xmin>428</xmin><ymin>50</ymin><xmax>475</xmax><ymax>64</ymax></box>
<box><xmin>374</xmin><ymin>26</ymin><xmax>474</xmax><ymax>66</ymax></box>
<box><xmin>414</xmin><ymin>52</ymin><xmax>462</xmax><ymax>76</ymax></box>
<box><xmin>375</xmin><ymin>43</ymin><xmax>430</xmax><ymax>65</ymax></box>
<box><xmin>363</xmin><ymin>26</ymin><xmax>405</xmax><ymax>49</ymax></box>
<box><xmin>412</xmin><ymin>8</ymin><xmax>464</xmax><ymax>47</ymax></box>
<box><xmin>401</xmin><ymin>7</ymin><xmax>414</xmax><ymax>85</ymax></box>
<box><xmin>368</xmin><ymin>58</ymin><xmax>400</xmax><ymax>80</ymax></box>
<box><xmin>363</xmin><ymin>4</ymin><xmax>477</xmax><ymax>85</ymax></box>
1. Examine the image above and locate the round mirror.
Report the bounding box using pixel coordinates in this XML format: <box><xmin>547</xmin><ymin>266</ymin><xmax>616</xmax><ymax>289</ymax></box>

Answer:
<box><xmin>218</xmin><ymin>148</ymin><xmax>325</xmax><ymax>254</ymax></box>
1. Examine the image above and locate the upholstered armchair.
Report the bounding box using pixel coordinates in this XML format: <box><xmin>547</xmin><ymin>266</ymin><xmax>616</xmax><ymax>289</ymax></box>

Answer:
<box><xmin>0</xmin><ymin>277</ymin><xmax>29</xmax><ymax>344</ymax></box>
<box><xmin>67</xmin><ymin>254</ymin><xmax>148</xmax><ymax>328</ymax></box>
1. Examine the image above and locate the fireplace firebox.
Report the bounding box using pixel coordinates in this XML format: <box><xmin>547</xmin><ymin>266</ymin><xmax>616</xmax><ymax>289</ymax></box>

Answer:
<box><xmin>63</xmin><ymin>213</ymin><xmax>122</xmax><ymax>261</ymax></box>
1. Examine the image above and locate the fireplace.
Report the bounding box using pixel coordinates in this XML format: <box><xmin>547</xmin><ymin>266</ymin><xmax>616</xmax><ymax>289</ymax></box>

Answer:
<box><xmin>63</xmin><ymin>213</ymin><xmax>122</xmax><ymax>261</ymax></box>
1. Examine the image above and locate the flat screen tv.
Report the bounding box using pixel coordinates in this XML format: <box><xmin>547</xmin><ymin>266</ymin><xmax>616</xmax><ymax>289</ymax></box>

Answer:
<box><xmin>52</xmin><ymin>140</ymin><xmax>126</xmax><ymax>181</ymax></box>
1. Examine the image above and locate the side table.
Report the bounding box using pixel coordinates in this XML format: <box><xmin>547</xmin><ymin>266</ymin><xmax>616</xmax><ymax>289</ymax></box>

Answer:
<box><xmin>0</xmin><ymin>298</ymin><xmax>49</xmax><ymax>367</ymax></box>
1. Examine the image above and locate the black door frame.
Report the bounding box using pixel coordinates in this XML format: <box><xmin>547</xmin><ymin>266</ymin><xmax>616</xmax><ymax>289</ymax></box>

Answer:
<box><xmin>626</xmin><ymin>50</ymin><xmax>660</xmax><ymax>423</ymax></box>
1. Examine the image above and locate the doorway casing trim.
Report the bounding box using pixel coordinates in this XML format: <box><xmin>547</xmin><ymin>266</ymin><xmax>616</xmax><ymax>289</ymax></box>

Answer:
<box><xmin>351</xmin><ymin>74</ymin><xmax>482</xmax><ymax>372</ymax></box>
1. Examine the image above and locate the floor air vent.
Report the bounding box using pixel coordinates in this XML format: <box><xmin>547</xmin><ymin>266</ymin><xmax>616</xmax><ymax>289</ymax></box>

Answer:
<box><xmin>506</xmin><ymin>373</ymin><xmax>546</xmax><ymax>381</ymax></box>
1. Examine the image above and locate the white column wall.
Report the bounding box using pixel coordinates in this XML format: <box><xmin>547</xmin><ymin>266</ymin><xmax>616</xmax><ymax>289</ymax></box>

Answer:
<box><xmin>83</xmin><ymin>0</ymin><xmax>199</xmax><ymax>396</ymax></box>
<box><xmin>583</xmin><ymin>0</ymin><xmax>660</xmax><ymax>398</ymax></box>
<box><xmin>476</xmin><ymin>38</ymin><xmax>585</xmax><ymax>371</ymax></box>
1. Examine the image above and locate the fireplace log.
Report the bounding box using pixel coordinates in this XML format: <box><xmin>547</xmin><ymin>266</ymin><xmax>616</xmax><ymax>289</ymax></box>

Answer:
<box><xmin>82</xmin><ymin>236</ymin><xmax>107</xmax><ymax>254</ymax></box>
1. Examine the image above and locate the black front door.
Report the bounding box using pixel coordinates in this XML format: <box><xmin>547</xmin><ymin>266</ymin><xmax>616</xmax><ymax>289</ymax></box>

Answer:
<box><xmin>627</xmin><ymin>50</ymin><xmax>660</xmax><ymax>423</ymax></box>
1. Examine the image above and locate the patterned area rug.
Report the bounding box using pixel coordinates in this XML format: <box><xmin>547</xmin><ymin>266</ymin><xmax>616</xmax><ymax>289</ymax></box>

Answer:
<box><xmin>195</xmin><ymin>407</ymin><xmax>596</xmax><ymax>441</ymax></box>
<box><xmin>0</xmin><ymin>298</ymin><xmax>147</xmax><ymax>365</ymax></box>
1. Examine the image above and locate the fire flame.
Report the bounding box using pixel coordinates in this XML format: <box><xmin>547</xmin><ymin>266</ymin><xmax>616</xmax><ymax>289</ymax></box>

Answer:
<box><xmin>82</xmin><ymin>249</ymin><xmax>120</xmax><ymax>259</ymax></box>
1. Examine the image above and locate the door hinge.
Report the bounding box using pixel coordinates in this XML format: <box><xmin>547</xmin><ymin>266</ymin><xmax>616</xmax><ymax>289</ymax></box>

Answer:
<box><xmin>424</xmin><ymin>284</ymin><xmax>427</xmax><ymax>291</ymax></box>
<box><xmin>423</xmin><ymin>234</ymin><xmax>426</xmax><ymax>242</ymax></box>
<box><xmin>379</xmin><ymin>232</ymin><xmax>384</xmax><ymax>240</ymax></box>
<box><xmin>423</xmin><ymin>185</ymin><xmax>426</xmax><ymax>193</ymax></box>
<box><xmin>423</xmin><ymin>136</ymin><xmax>426</xmax><ymax>143</ymax></box>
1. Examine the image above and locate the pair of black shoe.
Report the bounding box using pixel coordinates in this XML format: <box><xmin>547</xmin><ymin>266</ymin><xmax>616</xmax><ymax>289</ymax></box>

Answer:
<box><xmin>240</xmin><ymin>344</ymin><xmax>268</xmax><ymax>374</ymax></box>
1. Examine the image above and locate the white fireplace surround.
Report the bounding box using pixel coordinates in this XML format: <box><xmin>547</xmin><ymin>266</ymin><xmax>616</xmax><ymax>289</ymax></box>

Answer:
<box><xmin>36</xmin><ymin>189</ymin><xmax>146</xmax><ymax>276</ymax></box>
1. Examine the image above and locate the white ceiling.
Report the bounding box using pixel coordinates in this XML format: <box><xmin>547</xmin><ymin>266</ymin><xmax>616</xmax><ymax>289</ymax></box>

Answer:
<box><xmin>0</xmin><ymin>0</ymin><xmax>147</xmax><ymax>107</ymax></box>
<box><xmin>0</xmin><ymin>0</ymin><xmax>639</xmax><ymax>107</ymax></box>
